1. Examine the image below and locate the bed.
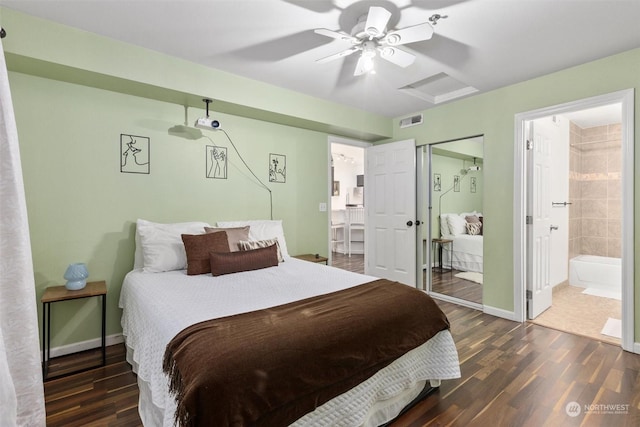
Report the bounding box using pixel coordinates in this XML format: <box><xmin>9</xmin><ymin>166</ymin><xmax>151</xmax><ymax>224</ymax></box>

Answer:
<box><xmin>439</xmin><ymin>212</ymin><xmax>483</xmax><ymax>273</ymax></box>
<box><xmin>120</xmin><ymin>219</ymin><xmax>461</xmax><ymax>426</ymax></box>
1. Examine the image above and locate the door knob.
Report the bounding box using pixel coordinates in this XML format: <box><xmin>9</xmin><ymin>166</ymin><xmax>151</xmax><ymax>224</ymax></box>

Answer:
<box><xmin>406</xmin><ymin>220</ymin><xmax>413</xmax><ymax>227</ymax></box>
<box><xmin>416</xmin><ymin>220</ymin><xmax>421</xmax><ymax>226</ymax></box>
<box><xmin>550</xmin><ymin>225</ymin><xmax>559</xmax><ymax>231</ymax></box>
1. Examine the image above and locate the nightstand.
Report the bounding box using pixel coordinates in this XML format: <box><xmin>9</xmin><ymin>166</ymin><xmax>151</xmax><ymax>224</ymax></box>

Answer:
<box><xmin>41</xmin><ymin>280</ymin><xmax>107</xmax><ymax>380</ymax></box>
<box><xmin>293</xmin><ymin>254</ymin><xmax>328</xmax><ymax>265</ymax></box>
<box><xmin>431</xmin><ymin>238</ymin><xmax>453</xmax><ymax>272</ymax></box>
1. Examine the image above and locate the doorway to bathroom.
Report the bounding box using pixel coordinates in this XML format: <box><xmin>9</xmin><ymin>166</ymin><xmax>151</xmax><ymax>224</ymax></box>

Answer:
<box><xmin>527</xmin><ymin>107</ymin><xmax>622</xmax><ymax>345</ymax></box>
<box><xmin>514</xmin><ymin>90</ymin><xmax>634</xmax><ymax>351</ymax></box>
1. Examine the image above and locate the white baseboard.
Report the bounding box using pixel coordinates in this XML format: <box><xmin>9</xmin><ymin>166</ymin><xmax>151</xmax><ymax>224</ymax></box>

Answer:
<box><xmin>483</xmin><ymin>305</ymin><xmax>518</xmax><ymax>322</ymax></box>
<box><xmin>46</xmin><ymin>333</ymin><xmax>124</xmax><ymax>359</ymax></box>
<box><xmin>632</xmin><ymin>341</ymin><xmax>640</xmax><ymax>355</ymax></box>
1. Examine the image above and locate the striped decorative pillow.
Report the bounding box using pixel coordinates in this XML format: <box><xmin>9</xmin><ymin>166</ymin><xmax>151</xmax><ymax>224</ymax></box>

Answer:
<box><xmin>466</xmin><ymin>221</ymin><xmax>482</xmax><ymax>236</ymax></box>
<box><xmin>238</xmin><ymin>238</ymin><xmax>284</xmax><ymax>262</ymax></box>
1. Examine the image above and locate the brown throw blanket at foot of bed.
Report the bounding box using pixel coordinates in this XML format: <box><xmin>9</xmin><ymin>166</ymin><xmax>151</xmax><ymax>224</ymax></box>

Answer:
<box><xmin>163</xmin><ymin>279</ymin><xmax>450</xmax><ymax>427</ymax></box>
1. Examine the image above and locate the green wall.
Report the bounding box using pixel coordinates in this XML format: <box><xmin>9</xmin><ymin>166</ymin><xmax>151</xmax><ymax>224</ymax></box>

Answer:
<box><xmin>10</xmin><ymin>71</ymin><xmax>330</xmax><ymax>348</ymax></box>
<box><xmin>394</xmin><ymin>48</ymin><xmax>640</xmax><ymax>337</ymax></box>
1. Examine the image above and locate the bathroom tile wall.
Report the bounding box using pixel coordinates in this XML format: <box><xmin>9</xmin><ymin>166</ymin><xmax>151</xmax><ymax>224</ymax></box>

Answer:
<box><xmin>569</xmin><ymin>122</ymin><xmax>621</xmax><ymax>259</ymax></box>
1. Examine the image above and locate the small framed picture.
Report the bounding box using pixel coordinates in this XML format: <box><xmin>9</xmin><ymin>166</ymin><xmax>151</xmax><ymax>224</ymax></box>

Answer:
<box><xmin>433</xmin><ymin>173</ymin><xmax>441</xmax><ymax>192</ymax></box>
<box><xmin>453</xmin><ymin>175</ymin><xmax>460</xmax><ymax>192</ymax></box>
<box><xmin>470</xmin><ymin>177</ymin><xmax>477</xmax><ymax>193</ymax></box>
<box><xmin>332</xmin><ymin>181</ymin><xmax>340</xmax><ymax>196</ymax></box>
<box><xmin>269</xmin><ymin>153</ymin><xmax>286</xmax><ymax>183</ymax></box>
<box><xmin>120</xmin><ymin>134</ymin><xmax>150</xmax><ymax>174</ymax></box>
<box><xmin>206</xmin><ymin>145</ymin><xmax>227</xmax><ymax>179</ymax></box>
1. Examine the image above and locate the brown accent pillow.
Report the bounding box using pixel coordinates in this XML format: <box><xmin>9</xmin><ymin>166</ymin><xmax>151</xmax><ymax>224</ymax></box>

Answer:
<box><xmin>182</xmin><ymin>232</ymin><xmax>230</xmax><ymax>275</ymax></box>
<box><xmin>209</xmin><ymin>244</ymin><xmax>278</xmax><ymax>277</ymax></box>
<box><xmin>204</xmin><ymin>226</ymin><xmax>250</xmax><ymax>252</ymax></box>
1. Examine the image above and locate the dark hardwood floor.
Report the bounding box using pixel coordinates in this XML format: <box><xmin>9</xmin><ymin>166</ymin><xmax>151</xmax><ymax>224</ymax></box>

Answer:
<box><xmin>330</xmin><ymin>251</ymin><xmax>364</xmax><ymax>274</ymax></box>
<box><xmin>44</xmin><ymin>299</ymin><xmax>640</xmax><ymax>426</ymax></box>
<box><xmin>44</xmin><ymin>345</ymin><xmax>140</xmax><ymax>426</ymax></box>
<box><xmin>431</xmin><ymin>268</ymin><xmax>482</xmax><ymax>304</ymax></box>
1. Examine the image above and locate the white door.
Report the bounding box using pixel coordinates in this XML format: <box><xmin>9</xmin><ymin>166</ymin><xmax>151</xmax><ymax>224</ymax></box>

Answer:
<box><xmin>365</xmin><ymin>139</ymin><xmax>416</xmax><ymax>287</ymax></box>
<box><xmin>527</xmin><ymin>121</ymin><xmax>553</xmax><ymax>318</ymax></box>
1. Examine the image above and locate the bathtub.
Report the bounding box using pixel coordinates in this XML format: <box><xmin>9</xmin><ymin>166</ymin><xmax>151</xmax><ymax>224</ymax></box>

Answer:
<box><xmin>569</xmin><ymin>255</ymin><xmax>621</xmax><ymax>292</ymax></box>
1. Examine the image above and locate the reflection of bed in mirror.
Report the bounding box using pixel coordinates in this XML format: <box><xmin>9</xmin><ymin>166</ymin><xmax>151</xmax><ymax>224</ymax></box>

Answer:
<box><xmin>439</xmin><ymin>212</ymin><xmax>483</xmax><ymax>273</ymax></box>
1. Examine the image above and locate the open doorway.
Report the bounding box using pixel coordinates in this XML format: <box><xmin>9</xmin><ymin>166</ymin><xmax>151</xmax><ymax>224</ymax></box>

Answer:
<box><xmin>328</xmin><ymin>136</ymin><xmax>370</xmax><ymax>273</ymax></box>
<box><xmin>514</xmin><ymin>90</ymin><xmax>634</xmax><ymax>352</ymax></box>
<box><xmin>526</xmin><ymin>107</ymin><xmax>622</xmax><ymax>345</ymax></box>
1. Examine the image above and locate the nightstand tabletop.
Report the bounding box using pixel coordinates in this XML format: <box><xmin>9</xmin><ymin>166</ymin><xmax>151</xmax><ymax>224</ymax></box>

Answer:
<box><xmin>41</xmin><ymin>280</ymin><xmax>107</xmax><ymax>303</ymax></box>
<box><xmin>293</xmin><ymin>254</ymin><xmax>329</xmax><ymax>264</ymax></box>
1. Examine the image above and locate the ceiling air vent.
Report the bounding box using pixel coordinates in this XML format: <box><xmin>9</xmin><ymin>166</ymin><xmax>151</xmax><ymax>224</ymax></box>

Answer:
<box><xmin>399</xmin><ymin>114</ymin><xmax>423</xmax><ymax>129</ymax></box>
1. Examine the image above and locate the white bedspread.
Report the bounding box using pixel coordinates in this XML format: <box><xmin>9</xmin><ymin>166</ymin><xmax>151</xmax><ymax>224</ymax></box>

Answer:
<box><xmin>442</xmin><ymin>234</ymin><xmax>483</xmax><ymax>273</ymax></box>
<box><xmin>119</xmin><ymin>257</ymin><xmax>460</xmax><ymax>426</ymax></box>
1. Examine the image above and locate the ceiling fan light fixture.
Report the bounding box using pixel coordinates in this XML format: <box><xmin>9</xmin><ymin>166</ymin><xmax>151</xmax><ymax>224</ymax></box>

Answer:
<box><xmin>361</xmin><ymin>40</ymin><xmax>377</xmax><ymax>58</ymax></box>
<box><xmin>314</xmin><ymin>5</ymin><xmax>437</xmax><ymax>76</ymax></box>
<box><xmin>363</xmin><ymin>57</ymin><xmax>375</xmax><ymax>72</ymax></box>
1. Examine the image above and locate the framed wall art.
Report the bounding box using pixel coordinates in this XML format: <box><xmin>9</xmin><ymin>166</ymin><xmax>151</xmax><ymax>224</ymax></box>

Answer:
<box><xmin>269</xmin><ymin>153</ymin><xmax>286</xmax><ymax>183</ymax></box>
<box><xmin>120</xmin><ymin>134</ymin><xmax>149</xmax><ymax>174</ymax></box>
<box><xmin>433</xmin><ymin>173</ymin><xmax>441</xmax><ymax>191</ymax></box>
<box><xmin>206</xmin><ymin>145</ymin><xmax>228</xmax><ymax>179</ymax></box>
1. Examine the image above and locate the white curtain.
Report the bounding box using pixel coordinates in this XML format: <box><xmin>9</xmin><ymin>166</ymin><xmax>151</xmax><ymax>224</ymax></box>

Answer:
<box><xmin>0</xmin><ymin>39</ymin><xmax>46</xmax><ymax>426</ymax></box>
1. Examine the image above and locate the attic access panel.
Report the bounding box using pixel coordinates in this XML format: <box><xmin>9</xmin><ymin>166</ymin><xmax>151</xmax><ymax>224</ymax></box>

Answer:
<box><xmin>399</xmin><ymin>72</ymin><xmax>478</xmax><ymax>104</ymax></box>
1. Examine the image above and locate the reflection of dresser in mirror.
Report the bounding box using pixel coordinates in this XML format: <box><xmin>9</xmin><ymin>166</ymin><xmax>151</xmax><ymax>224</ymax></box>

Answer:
<box><xmin>331</xmin><ymin>206</ymin><xmax>365</xmax><ymax>255</ymax></box>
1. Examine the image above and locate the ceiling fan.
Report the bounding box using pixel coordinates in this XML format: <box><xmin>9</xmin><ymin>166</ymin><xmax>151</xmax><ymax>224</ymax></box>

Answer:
<box><xmin>314</xmin><ymin>6</ymin><xmax>437</xmax><ymax>76</ymax></box>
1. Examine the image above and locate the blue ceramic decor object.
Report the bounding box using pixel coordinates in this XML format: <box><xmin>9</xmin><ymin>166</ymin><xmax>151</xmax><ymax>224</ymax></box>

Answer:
<box><xmin>64</xmin><ymin>263</ymin><xmax>89</xmax><ymax>290</ymax></box>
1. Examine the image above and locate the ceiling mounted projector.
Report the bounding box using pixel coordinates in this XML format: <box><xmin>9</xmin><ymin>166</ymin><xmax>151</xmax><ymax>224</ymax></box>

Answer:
<box><xmin>195</xmin><ymin>117</ymin><xmax>220</xmax><ymax>130</ymax></box>
<box><xmin>195</xmin><ymin>98</ymin><xmax>221</xmax><ymax>130</ymax></box>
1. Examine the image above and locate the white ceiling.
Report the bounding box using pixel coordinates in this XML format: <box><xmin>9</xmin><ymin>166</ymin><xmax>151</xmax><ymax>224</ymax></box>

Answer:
<box><xmin>2</xmin><ymin>0</ymin><xmax>640</xmax><ymax>118</ymax></box>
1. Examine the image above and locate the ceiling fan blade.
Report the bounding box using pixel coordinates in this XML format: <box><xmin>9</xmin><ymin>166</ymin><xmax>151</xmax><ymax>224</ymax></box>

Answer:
<box><xmin>353</xmin><ymin>55</ymin><xmax>369</xmax><ymax>76</ymax></box>
<box><xmin>379</xmin><ymin>47</ymin><xmax>416</xmax><ymax>68</ymax></box>
<box><xmin>316</xmin><ymin>47</ymin><xmax>359</xmax><ymax>64</ymax></box>
<box><xmin>364</xmin><ymin>6</ymin><xmax>392</xmax><ymax>37</ymax></box>
<box><xmin>314</xmin><ymin>28</ymin><xmax>357</xmax><ymax>43</ymax></box>
<box><xmin>384</xmin><ymin>22</ymin><xmax>434</xmax><ymax>46</ymax></box>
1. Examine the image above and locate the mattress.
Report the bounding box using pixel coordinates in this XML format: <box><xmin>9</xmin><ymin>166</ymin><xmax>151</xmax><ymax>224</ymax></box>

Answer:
<box><xmin>119</xmin><ymin>257</ymin><xmax>460</xmax><ymax>426</ymax></box>
<box><xmin>442</xmin><ymin>234</ymin><xmax>483</xmax><ymax>273</ymax></box>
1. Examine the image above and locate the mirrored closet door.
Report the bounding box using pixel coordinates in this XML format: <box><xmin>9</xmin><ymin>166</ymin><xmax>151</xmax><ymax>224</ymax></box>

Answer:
<box><xmin>418</xmin><ymin>136</ymin><xmax>484</xmax><ymax>308</ymax></box>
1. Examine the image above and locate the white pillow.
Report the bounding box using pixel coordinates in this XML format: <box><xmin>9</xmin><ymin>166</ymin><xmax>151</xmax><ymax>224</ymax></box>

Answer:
<box><xmin>440</xmin><ymin>214</ymin><xmax>454</xmax><ymax>237</ymax></box>
<box><xmin>447</xmin><ymin>215</ymin><xmax>468</xmax><ymax>236</ymax></box>
<box><xmin>136</xmin><ymin>219</ymin><xmax>211</xmax><ymax>273</ymax></box>
<box><xmin>216</xmin><ymin>219</ymin><xmax>289</xmax><ymax>258</ymax></box>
